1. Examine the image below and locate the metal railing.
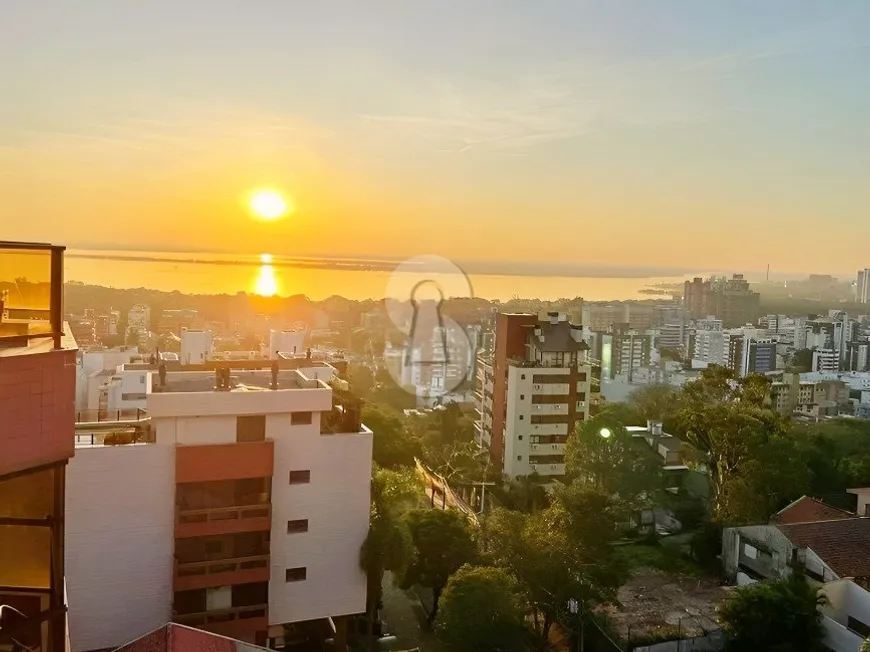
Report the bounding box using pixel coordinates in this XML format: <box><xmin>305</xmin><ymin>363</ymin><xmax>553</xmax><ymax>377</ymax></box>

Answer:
<box><xmin>176</xmin><ymin>503</ymin><xmax>270</xmax><ymax>524</ymax></box>
<box><xmin>175</xmin><ymin>554</ymin><xmax>269</xmax><ymax>578</ymax></box>
<box><xmin>174</xmin><ymin>604</ymin><xmax>268</xmax><ymax>627</ymax></box>
<box><xmin>75</xmin><ymin>408</ymin><xmax>147</xmax><ymax>423</ymax></box>
<box><xmin>0</xmin><ymin>242</ymin><xmax>65</xmax><ymax>349</ymax></box>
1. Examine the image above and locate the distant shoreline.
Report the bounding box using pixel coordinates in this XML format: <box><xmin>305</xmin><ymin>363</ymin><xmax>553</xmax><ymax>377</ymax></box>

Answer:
<box><xmin>65</xmin><ymin>249</ymin><xmax>714</xmax><ymax>281</ymax></box>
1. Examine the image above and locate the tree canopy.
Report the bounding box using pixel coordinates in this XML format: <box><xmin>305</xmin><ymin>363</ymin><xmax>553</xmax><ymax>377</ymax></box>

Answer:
<box><xmin>719</xmin><ymin>574</ymin><xmax>827</xmax><ymax>652</ymax></box>
<box><xmin>565</xmin><ymin>408</ymin><xmax>664</xmax><ymax>515</ymax></box>
<box><xmin>401</xmin><ymin>508</ymin><xmax>478</xmax><ymax>623</ymax></box>
<box><xmin>435</xmin><ymin>565</ymin><xmax>527</xmax><ymax>652</ymax></box>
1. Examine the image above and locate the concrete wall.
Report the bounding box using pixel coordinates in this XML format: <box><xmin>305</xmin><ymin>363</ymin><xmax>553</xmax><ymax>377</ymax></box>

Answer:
<box><xmin>66</xmin><ymin>444</ymin><xmax>175</xmax><ymax>652</ymax></box>
<box><xmin>148</xmin><ymin>385</ymin><xmax>333</xmax><ymax>419</ymax></box>
<box><xmin>267</xmin><ymin>413</ymin><xmax>371</xmax><ymax>625</ymax></box>
<box><xmin>823</xmin><ymin>580</ymin><xmax>870</xmax><ymax>633</ymax></box>
<box><xmin>0</xmin><ymin>348</ymin><xmax>76</xmax><ymax>477</ymax></box>
<box><xmin>821</xmin><ymin>616</ymin><xmax>864</xmax><ymax>652</ymax></box>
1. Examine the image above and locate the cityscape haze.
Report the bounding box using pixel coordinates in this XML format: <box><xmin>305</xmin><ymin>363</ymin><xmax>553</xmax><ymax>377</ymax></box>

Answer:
<box><xmin>3</xmin><ymin>3</ymin><xmax>870</xmax><ymax>652</ymax></box>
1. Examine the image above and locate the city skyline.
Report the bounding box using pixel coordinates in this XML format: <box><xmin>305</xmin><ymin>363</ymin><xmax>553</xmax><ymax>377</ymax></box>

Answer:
<box><xmin>2</xmin><ymin>1</ymin><xmax>870</xmax><ymax>274</ymax></box>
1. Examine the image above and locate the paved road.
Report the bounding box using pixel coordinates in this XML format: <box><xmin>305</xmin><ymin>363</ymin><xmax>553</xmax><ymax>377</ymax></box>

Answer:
<box><xmin>379</xmin><ymin>573</ymin><xmax>440</xmax><ymax>652</ymax></box>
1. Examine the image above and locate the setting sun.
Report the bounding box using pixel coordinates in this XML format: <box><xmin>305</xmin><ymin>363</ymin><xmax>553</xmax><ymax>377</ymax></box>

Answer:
<box><xmin>249</xmin><ymin>189</ymin><xmax>290</xmax><ymax>221</ymax></box>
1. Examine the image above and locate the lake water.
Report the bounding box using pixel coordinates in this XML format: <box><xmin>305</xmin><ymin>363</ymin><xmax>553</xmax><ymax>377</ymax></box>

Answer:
<box><xmin>64</xmin><ymin>249</ymin><xmax>702</xmax><ymax>302</ymax></box>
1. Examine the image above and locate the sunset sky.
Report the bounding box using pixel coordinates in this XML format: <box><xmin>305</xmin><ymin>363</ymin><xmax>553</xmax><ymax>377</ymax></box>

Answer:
<box><xmin>2</xmin><ymin>1</ymin><xmax>869</xmax><ymax>275</ymax></box>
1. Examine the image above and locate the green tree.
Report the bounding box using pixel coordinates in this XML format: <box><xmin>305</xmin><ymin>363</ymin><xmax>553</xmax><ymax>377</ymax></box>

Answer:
<box><xmin>484</xmin><ymin>506</ymin><xmax>616</xmax><ymax>643</ymax></box>
<box><xmin>359</xmin><ymin>467</ymin><xmax>421</xmax><ymax>643</ymax></box>
<box><xmin>719</xmin><ymin>574</ymin><xmax>827</xmax><ymax>652</ymax></box>
<box><xmin>627</xmin><ymin>383</ymin><xmax>679</xmax><ymax>424</ymax></box>
<box><xmin>674</xmin><ymin>367</ymin><xmax>790</xmax><ymax>519</ymax></box>
<box><xmin>790</xmin><ymin>348</ymin><xmax>814</xmax><ymax>372</ymax></box>
<box><xmin>401</xmin><ymin>509</ymin><xmax>478</xmax><ymax>624</ymax></box>
<box><xmin>860</xmin><ymin>637</ymin><xmax>870</xmax><ymax>652</ymax></box>
<box><xmin>435</xmin><ymin>565</ymin><xmax>527</xmax><ymax>652</ymax></box>
<box><xmin>363</xmin><ymin>405</ymin><xmax>422</xmax><ymax>469</ymax></box>
<box><xmin>565</xmin><ymin>411</ymin><xmax>663</xmax><ymax>514</ymax></box>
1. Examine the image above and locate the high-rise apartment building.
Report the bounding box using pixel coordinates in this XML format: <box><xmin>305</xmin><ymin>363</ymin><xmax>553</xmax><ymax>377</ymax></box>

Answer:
<box><xmin>683</xmin><ymin>275</ymin><xmax>760</xmax><ymax>327</ymax></box>
<box><xmin>857</xmin><ymin>269</ymin><xmax>870</xmax><ymax>304</ymax></box>
<box><xmin>65</xmin><ymin>360</ymin><xmax>371</xmax><ymax>651</ymax></box>
<box><xmin>475</xmin><ymin>313</ymin><xmax>600</xmax><ymax>480</ymax></box>
<box><xmin>593</xmin><ymin>324</ymin><xmax>654</xmax><ymax>380</ymax></box>
<box><xmin>128</xmin><ymin>304</ymin><xmax>151</xmax><ymax>340</ymax></box>
<box><xmin>0</xmin><ymin>241</ymin><xmax>76</xmax><ymax>652</ymax></box>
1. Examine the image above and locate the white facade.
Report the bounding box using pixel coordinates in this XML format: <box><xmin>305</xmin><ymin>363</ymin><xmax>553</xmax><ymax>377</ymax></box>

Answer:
<box><xmin>66</xmin><ymin>444</ymin><xmax>175</xmax><ymax>652</ymax></box>
<box><xmin>180</xmin><ymin>329</ymin><xmax>215</xmax><ymax>365</ymax></box>
<box><xmin>267</xmin><ymin>330</ymin><xmax>304</xmax><ymax>359</ymax></box>
<box><xmin>501</xmin><ymin>363</ymin><xmax>591</xmax><ymax>480</ymax></box>
<box><xmin>857</xmin><ymin>269</ymin><xmax>870</xmax><ymax>304</ymax></box>
<box><xmin>847</xmin><ymin>487</ymin><xmax>870</xmax><ymax>517</ymax></box>
<box><xmin>66</xmin><ymin>366</ymin><xmax>373</xmax><ymax>644</ymax></box>
<box><xmin>821</xmin><ymin>580</ymin><xmax>870</xmax><ymax>652</ymax></box>
<box><xmin>267</xmin><ymin>414</ymin><xmax>373</xmax><ymax>623</ymax></box>
<box><xmin>813</xmin><ymin>349</ymin><xmax>840</xmax><ymax>373</ymax></box>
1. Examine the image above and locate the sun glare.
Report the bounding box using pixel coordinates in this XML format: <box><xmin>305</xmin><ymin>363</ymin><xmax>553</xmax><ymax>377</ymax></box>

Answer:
<box><xmin>249</xmin><ymin>189</ymin><xmax>289</xmax><ymax>221</ymax></box>
<box><xmin>255</xmin><ymin>262</ymin><xmax>279</xmax><ymax>297</ymax></box>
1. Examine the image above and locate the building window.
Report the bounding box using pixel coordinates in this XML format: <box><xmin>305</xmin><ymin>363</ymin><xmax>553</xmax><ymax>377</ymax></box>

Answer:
<box><xmin>289</xmin><ymin>470</ymin><xmax>311</xmax><ymax>484</ymax></box>
<box><xmin>237</xmin><ymin>415</ymin><xmax>266</xmax><ymax>443</ymax></box>
<box><xmin>518</xmin><ymin>435</ymin><xmax>523</xmax><ymax>441</ymax></box>
<box><xmin>205</xmin><ymin>540</ymin><xmax>223</xmax><ymax>556</ymax></box>
<box><xmin>521</xmin><ymin>374</ymin><xmax>526</xmax><ymax>380</ymax></box>
<box><xmin>519</xmin><ymin>415</ymin><xmax>524</xmax><ymax>420</ymax></box>
<box><xmin>285</xmin><ymin>567</ymin><xmax>307</xmax><ymax>582</ymax></box>
<box><xmin>287</xmin><ymin>519</ymin><xmax>309</xmax><ymax>534</ymax></box>
<box><xmin>517</xmin><ymin>455</ymin><xmax>522</xmax><ymax>461</ymax></box>
<box><xmin>121</xmin><ymin>392</ymin><xmax>146</xmax><ymax>401</ymax></box>
<box><xmin>520</xmin><ymin>394</ymin><xmax>525</xmax><ymax>400</ymax></box>
<box><xmin>291</xmin><ymin>411</ymin><xmax>313</xmax><ymax>426</ymax></box>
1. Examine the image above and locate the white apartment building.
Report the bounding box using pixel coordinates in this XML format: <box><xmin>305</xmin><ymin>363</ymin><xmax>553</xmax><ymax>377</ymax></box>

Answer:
<box><xmin>857</xmin><ymin>269</ymin><xmax>870</xmax><ymax>304</ymax></box>
<box><xmin>691</xmin><ymin>318</ymin><xmax>727</xmax><ymax>367</ymax></box>
<box><xmin>813</xmin><ymin>349</ymin><xmax>840</xmax><ymax>373</ymax></box>
<box><xmin>476</xmin><ymin>313</ymin><xmax>598</xmax><ymax>481</ymax></box>
<box><xmin>65</xmin><ymin>362</ymin><xmax>372</xmax><ymax>652</ymax></box>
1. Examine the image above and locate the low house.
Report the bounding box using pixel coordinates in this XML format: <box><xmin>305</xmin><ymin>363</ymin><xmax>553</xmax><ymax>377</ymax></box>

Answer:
<box><xmin>722</xmin><ymin>499</ymin><xmax>870</xmax><ymax>652</ymax></box>
<box><xmin>771</xmin><ymin>495</ymin><xmax>858</xmax><ymax>525</ymax></box>
<box><xmin>723</xmin><ymin>517</ymin><xmax>870</xmax><ymax>587</ymax></box>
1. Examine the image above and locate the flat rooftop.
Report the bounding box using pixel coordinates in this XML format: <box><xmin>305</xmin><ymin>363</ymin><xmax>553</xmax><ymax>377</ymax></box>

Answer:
<box><xmin>154</xmin><ymin>369</ymin><xmax>329</xmax><ymax>393</ymax></box>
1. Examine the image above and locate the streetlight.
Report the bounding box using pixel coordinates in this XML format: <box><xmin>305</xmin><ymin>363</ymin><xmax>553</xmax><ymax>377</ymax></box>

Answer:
<box><xmin>599</xmin><ymin>427</ymin><xmax>612</xmax><ymax>439</ymax></box>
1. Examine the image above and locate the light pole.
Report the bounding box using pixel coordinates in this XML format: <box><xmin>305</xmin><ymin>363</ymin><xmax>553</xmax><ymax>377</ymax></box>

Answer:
<box><xmin>567</xmin><ymin>598</ymin><xmax>583</xmax><ymax>652</ymax></box>
<box><xmin>597</xmin><ymin>427</ymin><xmax>612</xmax><ymax>490</ymax></box>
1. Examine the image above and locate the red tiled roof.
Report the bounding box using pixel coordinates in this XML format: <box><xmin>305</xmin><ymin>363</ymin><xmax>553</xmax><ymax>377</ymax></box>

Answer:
<box><xmin>114</xmin><ymin>624</ymin><xmax>269</xmax><ymax>652</ymax></box>
<box><xmin>771</xmin><ymin>495</ymin><xmax>857</xmax><ymax>525</ymax></box>
<box><xmin>776</xmin><ymin>517</ymin><xmax>870</xmax><ymax>580</ymax></box>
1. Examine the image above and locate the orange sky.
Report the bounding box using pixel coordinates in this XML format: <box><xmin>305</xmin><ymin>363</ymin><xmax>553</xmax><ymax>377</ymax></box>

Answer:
<box><xmin>2</xmin><ymin>1</ymin><xmax>870</xmax><ymax>276</ymax></box>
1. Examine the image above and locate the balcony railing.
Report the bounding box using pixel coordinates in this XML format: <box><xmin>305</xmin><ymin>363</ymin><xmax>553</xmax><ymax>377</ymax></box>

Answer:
<box><xmin>75</xmin><ymin>408</ymin><xmax>147</xmax><ymax>424</ymax></box>
<box><xmin>0</xmin><ymin>242</ymin><xmax>64</xmax><ymax>349</ymax></box>
<box><xmin>177</xmin><ymin>503</ymin><xmax>270</xmax><ymax>525</ymax></box>
<box><xmin>174</xmin><ymin>604</ymin><xmax>268</xmax><ymax>627</ymax></box>
<box><xmin>175</xmin><ymin>554</ymin><xmax>269</xmax><ymax>578</ymax></box>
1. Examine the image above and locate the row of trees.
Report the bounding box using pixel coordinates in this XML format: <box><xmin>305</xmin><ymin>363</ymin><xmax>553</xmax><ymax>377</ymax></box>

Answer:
<box><xmin>626</xmin><ymin>366</ymin><xmax>870</xmax><ymax>524</ymax></box>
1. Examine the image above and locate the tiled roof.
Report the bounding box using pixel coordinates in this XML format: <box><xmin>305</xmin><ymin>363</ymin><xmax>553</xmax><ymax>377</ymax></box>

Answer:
<box><xmin>771</xmin><ymin>495</ymin><xmax>858</xmax><ymax>525</ymax></box>
<box><xmin>114</xmin><ymin>624</ymin><xmax>269</xmax><ymax>652</ymax></box>
<box><xmin>776</xmin><ymin>517</ymin><xmax>870</xmax><ymax>580</ymax></box>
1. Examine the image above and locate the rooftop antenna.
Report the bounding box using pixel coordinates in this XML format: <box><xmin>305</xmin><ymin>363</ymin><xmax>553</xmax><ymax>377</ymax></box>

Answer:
<box><xmin>766</xmin><ymin>264</ymin><xmax>770</xmax><ymax>282</ymax></box>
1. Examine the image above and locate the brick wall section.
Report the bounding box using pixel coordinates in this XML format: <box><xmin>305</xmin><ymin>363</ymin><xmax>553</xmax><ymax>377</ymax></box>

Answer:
<box><xmin>0</xmin><ymin>349</ymin><xmax>76</xmax><ymax>477</ymax></box>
